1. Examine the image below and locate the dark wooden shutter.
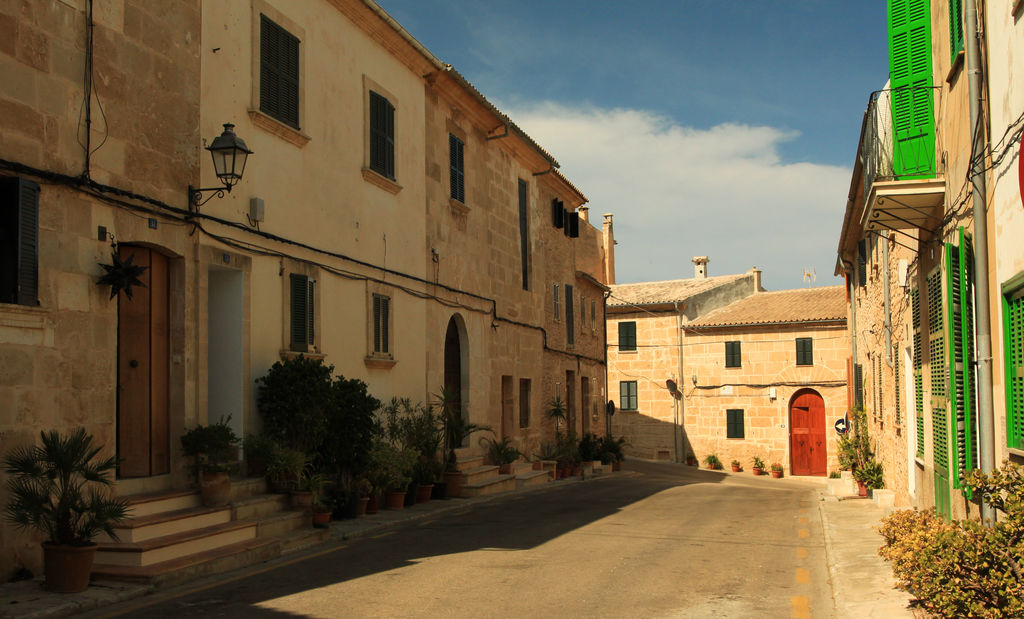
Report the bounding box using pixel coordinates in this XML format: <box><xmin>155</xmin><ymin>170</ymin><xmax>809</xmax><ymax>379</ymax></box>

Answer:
<box><xmin>618</xmin><ymin>321</ymin><xmax>636</xmax><ymax>351</ymax></box>
<box><xmin>726</xmin><ymin>341</ymin><xmax>741</xmax><ymax>367</ymax></box>
<box><xmin>16</xmin><ymin>179</ymin><xmax>38</xmax><ymax>306</ymax></box>
<box><xmin>289</xmin><ymin>273</ymin><xmax>308</xmax><ymax>351</ymax></box>
<box><xmin>565</xmin><ymin>284</ymin><xmax>574</xmax><ymax>347</ymax></box>
<box><xmin>260</xmin><ymin>15</ymin><xmax>300</xmax><ymax>129</ymax></box>
<box><xmin>857</xmin><ymin>239</ymin><xmax>868</xmax><ymax>286</ymax></box>
<box><xmin>854</xmin><ymin>363</ymin><xmax>864</xmax><ymax>408</ymax></box>
<box><xmin>518</xmin><ymin>179</ymin><xmax>529</xmax><ymax>290</ymax></box>
<box><xmin>796</xmin><ymin>338</ymin><xmax>813</xmax><ymax>365</ymax></box>
<box><xmin>888</xmin><ymin>0</ymin><xmax>934</xmax><ymax>178</ymax></box>
<box><xmin>568</xmin><ymin>211</ymin><xmax>579</xmax><ymax>238</ymax></box>
<box><xmin>370</xmin><ymin>91</ymin><xmax>395</xmax><ymax>179</ymax></box>
<box><xmin>373</xmin><ymin>294</ymin><xmax>390</xmax><ymax>354</ymax></box>
<box><xmin>552</xmin><ymin>199</ymin><xmax>564</xmax><ymax>228</ymax></box>
<box><xmin>449</xmin><ymin>134</ymin><xmax>465</xmax><ymax>202</ymax></box>
<box><xmin>727</xmin><ymin>409</ymin><xmax>744</xmax><ymax>439</ymax></box>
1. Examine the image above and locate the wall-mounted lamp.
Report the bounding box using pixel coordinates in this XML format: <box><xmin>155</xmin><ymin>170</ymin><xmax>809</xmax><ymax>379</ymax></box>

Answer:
<box><xmin>188</xmin><ymin>123</ymin><xmax>253</xmax><ymax>210</ymax></box>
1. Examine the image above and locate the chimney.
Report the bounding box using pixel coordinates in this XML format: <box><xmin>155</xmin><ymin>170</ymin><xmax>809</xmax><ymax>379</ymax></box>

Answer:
<box><xmin>749</xmin><ymin>267</ymin><xmax>762</xmax><ymax>293</ymax></box>
<box><xmin>692</xmin><ymin>256</ymin><xmax>709</xmax><ymax>279</ymax></box>
<box><xmin>602</xmin><ymin>213</ymin><xmax>616</xmax><ymax>285</ymax></box>
<box><xmin>578</xmin><ymin>205</ymin><xmax>589</xmax><ymax>222</ymax></box>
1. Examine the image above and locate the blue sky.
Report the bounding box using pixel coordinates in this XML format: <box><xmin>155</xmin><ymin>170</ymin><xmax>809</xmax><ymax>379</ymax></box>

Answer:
<box><xmin>379</xmin><ymin>1</ymin><xmax>890</xmax><ymax>290</ymax></box>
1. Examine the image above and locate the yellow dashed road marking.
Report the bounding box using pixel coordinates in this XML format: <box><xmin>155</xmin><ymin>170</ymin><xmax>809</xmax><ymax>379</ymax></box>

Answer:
<box><xmin>797</xmin><ymin>546</ymin><xmax>808</xmax><ymax>559</ymax></box>
<box><xmin>795</xmin><ymin>568</ymin><xmax>810</xmax><ymax>584</ymax></box>
<box><xmin>791</xmin><ymin>595</ymin><xmax>810</xmax><ymax>618</ymax></box>
<box><xmin>798</xmin><ymin>516</ymin><xmax>808</xmax><ymax>525</ymax></box>
<box><xmin>798</xmin><ymin>528</ymin><xmax>809</xmax><ymax>538</ymax></box>
<box><xmin>371</xmin><ymin>531</ymin><xmax>394</xmax><ymax>539</ymax></box>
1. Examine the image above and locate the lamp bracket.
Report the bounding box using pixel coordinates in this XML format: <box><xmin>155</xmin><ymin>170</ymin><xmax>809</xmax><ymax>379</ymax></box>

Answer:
<box><xmin>188</xmin><ymin>184</ymin><xmax>231</xmax><ymax>211</ymax></box>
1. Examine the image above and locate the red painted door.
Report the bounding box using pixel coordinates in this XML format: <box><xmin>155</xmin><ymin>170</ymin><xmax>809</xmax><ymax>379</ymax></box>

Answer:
<box><xmin>790</xmin><ymin>390</ymin><xmax>826</xmax><ymax>476</ymax></box>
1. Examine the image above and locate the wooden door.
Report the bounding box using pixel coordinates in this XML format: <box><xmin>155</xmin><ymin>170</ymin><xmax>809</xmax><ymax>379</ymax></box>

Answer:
<box><xmin>789</xmin><ymin>389</ymin><xmax>826</xmax><ymax>476</ymax></box>
<box><xmin>117</xmin><ymin>246</ymin><xmax>170</xmax><ymax>478</ymax></box>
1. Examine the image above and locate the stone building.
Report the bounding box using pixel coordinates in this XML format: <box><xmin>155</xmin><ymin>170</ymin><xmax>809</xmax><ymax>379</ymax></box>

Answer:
<box><xmin>682</xmin><ymin>287</ymin><xmax>849</xmax><ymax>475</ymax></box>
<box><xmin>0</xmin><ymin>0</ymin><xmax>609</xmax><ymax>581</ymax></box>
<box><xmin>835</xmin><ymin>0</ymin><xmax>1024</xmax><ymax>515</ymax></box>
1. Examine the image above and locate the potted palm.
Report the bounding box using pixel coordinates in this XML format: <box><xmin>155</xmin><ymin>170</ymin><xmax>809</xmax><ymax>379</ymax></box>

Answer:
<box><xmin>770</xmin><ymin>462</ymin><xmax>784</xmax><ymax>478</ymax></box>
<box><xmin>751</xmin><ymin>456</ymin><xmax>766</xmax><ymax>476</ymax></box>
<box><xmin>3</xmin><ymin>428</ymin><xmax>130</xmax><ymax>592</ymax></box>
<box><xmin>180</xmin><ymin>417</ymin><xmax>240</xmax><ymax>506</ymax></box>
<box><xmin>703</xmin><ymin>454</ymin><xmax>722</xmax><ymax>470</ymax></box>
<box><xmin>480</xmin><ymin>435</ymin><xmax>521</xmax><ymax>474</ymax></box>
<box><xmin>305</xmin><ymin>472</ymin><xmax>331</xmax><ymax>527</ymax></box>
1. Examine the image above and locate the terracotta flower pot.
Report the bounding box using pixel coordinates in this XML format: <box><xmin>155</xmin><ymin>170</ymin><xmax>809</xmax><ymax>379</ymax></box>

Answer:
<box><xmin>771</xmin><ymin>470</ymin><xmax>783</xmax><ymax>478</ymax></box>
<box><xmin>415</xmin><ymin>484</ymin><xmax>433</xmax><ymax>503</ymax></box>
<box><xmin>43</xmin><ymin>543</ymin><xmax>96</xmax><ymax>593</ymax></box>
<box><xmin>752</xmin><ymin>467</ymin><xmax>764</xmax><ymax>476</ymax></box>
<box><xmin>731</xmin><ymin>465</ymin><xmax>741</xmax><ymax>472</ymax></box>
<box><xmin>385</xmin><ymin>490</ymin><xmax>406</xmax><ymax>510</ymax></box>
<box><xmin>612</xmin><ymin>461</ymin><xmax>622</xmax><ymax>472</ymax></box>
<box><xmin>499</xmin><ymin>463</ymin><xmax>513</xmax><ymax>475</ymax></box>
<box><xmin>857</xmin><ymin>480</ymin><xmax>867</xmax><ymax>497</ymax></box>
<box><xmin>686</xmin><ymin>457</ymin><xmax>697</xmax><ymax>466</ymax></box>
<box><xmin>312</xmin><ymin>510</ymin><xmax>331</xmax><ymax>528</ymax></box>
<box><xmin>355</xmin><ymin>496</ymin><xmax>370</xmax><ymax>516</ymax></box>
<box><xmin>291</xmin><ymin>490</ymin><xmax>313</xmax><ymax>510</ymax></box>
<box><xmin>365</xmin><ymin>494</ymin><xmax>380</xmax><ymax>514</ymax></box>
<box><xmin>200</xmin><ymin>471</ymin><xmax>231</xmax><ymax>506</ymax></box>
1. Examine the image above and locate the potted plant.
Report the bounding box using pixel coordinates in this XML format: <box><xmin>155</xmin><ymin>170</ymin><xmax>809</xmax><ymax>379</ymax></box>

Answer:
<box><xmin>355</xmin><ymin>478</ymin><xmax>372</xmax><ymax>516</ymax></box>
<box><xmin>853</xmin><ymin>459</ymin><xmax>884</xmax><ymax>496</ymax></box>
<box><xmin>770</xmin><ymin>462</ymin><xmax>784</xmax><ymax>478</ymax></box>
<box><xmin>751</xmin><ymin>456</ymin><xmax>766</xmax><ymax>475</ymax></box>
<box><xmin>703</xmin><ymin>454</ymin><xmax>722</xmax><ymax>470</ymax></box>
<box><xmin>180</xmin><ymin>416</ymin><xmax>240</xmax><ymax>506</ymax></box>
<box><xmin>242</xmin><ymin>433</ymin><xmax>275</xmax><ymax>478</ymax></box>
<box><xmin>369</xmin><ymin>441</ymin><xmax>419</xmax><ymax>510</ymax></box>
<box><xmin>411</xmin><ymin>459</ymin><xmax>436</xmax><ymax>503</ymax></box>
<box><xmin>480</xmin><ymin>435</ymin><xmax>522</xmax><ymax>474</ymax></box>
<box><xmin>435</xmin><ymin>387</ymin><xmax>489</xmax><ymax>471</ymax></box>
<box><xmin>265</xmin><ymin>444</ymin><xmax>308</xmax><ymax>494</ymax></box>
<box><xmin>685</xmin><ymin>453</ymin><xmax>698</xmax><ymax>466</ymax></box>
<box><xmin>3</xmin><ymin>428</ymin><xmax>130</xmax><ymax>593</ymax></box>
<box><xmin>730</xmin><ymin>459</ymin><xmax>742</xmax><ymax>473</ymax></box>
<box><xmin>599</xmin><ymin>435</ymin><xmax>626</xmax><ymax>471</ymax></box>
<box><xmin>546</xmin><ymin>395</ymin><xmax>568</xmax><ymax>433</ymax></box>
<box><xmin>305</xmin><ymin>472</ymin><xmax>331</xmax><ymax>527</ymax></box>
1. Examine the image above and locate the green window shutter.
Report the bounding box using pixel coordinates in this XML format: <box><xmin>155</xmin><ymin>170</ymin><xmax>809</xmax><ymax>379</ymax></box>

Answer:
<box><xmin>796</xmin><ymin>338</ymin><xmax>813</xmax><ymax>365</ymax></box>
<box><xmin>449</xmin><ymin>134</ymin><xmax>465</xmax><ymax>202</ymax></box>
<box><xmin>307</xmin><ymin>278</ymin><xmax>315</xmax><ymax>347</ymax></box>
<box><xmin>948</xmin><ymin>0</ymin><xmax>964</xmax><ymax>61</ymax></box>
<box><xmin>726</xmin><ymin>409</ymin><xmax>744</xmax><ymax>439</ymax></box>
<box><xmin>259</xmin><ymin>15</ymin><xmax>300</xmax><ymax>129</ymax></box>
<box><xmin>372</xmin><ymin>294</ymin><xmax>390</xmax><ymax>354</ymax></box>
<box><xmin>1005</xmin><ymin>285</ymin><xmax>1024</xmax><ymax>449</ymax></box>
<box><xmin>855</xmin><ymin>363</ymin><xmax>864</xmax><ymax>408</ymax></box>
<box><xmin>894</xmin><ymin>348</ymin><xmax>902</xmax><ymax>425</ymax></box>
<box><xmin>946</xmin><ymin>229</ymin><xmax>977</xmax><ymax>492</ymax></box>
<box><xmin>912</xmin><ymin>286</ymin><xmax>925</xmax><ymax>456</ymax></box>
<box><xmin>725</xmin><ymin>341</ymin><xmax>741</xmax><ymax>368</ymax></box>
<box><xmin>888</xmin><ymin>0</ymin><xmax>935</xmax><ymax>179</ymax></box>
<box><xmin>619</xmin><ymin>321</ymin><xmax>636</xmax><ymax>351</ymax></box>
<box><xmin>369</xmin><ymin>91</ymin><xmax>395</xmax><ymax>179</ymax></box>
<box><xmin>857</xmin><ymin>240</ymin><xmax>868</xmax><ymax>286</ymax></box>
<box><xmin>289</xmin><ymin>274</ymin><xmax>308</xmax><ymax>351</ymax></box>
<box><xmin>927</xmin><ymin>266</ymin><xmax>951</xmax><ymax>513</ymax></box>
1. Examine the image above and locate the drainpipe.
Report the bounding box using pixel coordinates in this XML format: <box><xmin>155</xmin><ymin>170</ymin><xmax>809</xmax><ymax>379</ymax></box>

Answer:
<box><xmin>603</xmin><ymin>290</ymin><xmax>611</xmax><ymax>437</ymax></box>
<box><xmin>965</xmin><ymin>0</ymin><xmax>996</xmax><ymax>524</ymax></box>
<box><xmin>839</xmin><ymin>258</ymin><xmax>858</xmax><ymax>405</ymax></box>
<box><xmin>675</xmin><ymin>301</ymin><xmax>686</xmax><ymax>463</ymax></box>
<box><xmin>883</xmin><ymin>232</ymin><xmax>893</xmax><ymax>367</ymax></box>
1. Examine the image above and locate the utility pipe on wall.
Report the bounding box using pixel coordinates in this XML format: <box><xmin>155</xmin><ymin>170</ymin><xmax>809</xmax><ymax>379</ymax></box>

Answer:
<box><xmin>675</xmin><ymin>301</ymin><xmax>686</xmax><ymax>463</ymax></box>
<box><xmin>965</xmin><ymin>0</ymin><xmax>996</xmax><ymax>524</ymax></box>
<box><xmin>883</xmin><ymin>232</ymin><xmax>893</xmax><ymax>366</ymax></box>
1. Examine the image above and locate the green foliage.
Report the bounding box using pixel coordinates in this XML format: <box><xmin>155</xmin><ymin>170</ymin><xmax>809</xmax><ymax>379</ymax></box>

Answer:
<box><xmin>854</xmin><ymin>459</ymin><xmax>885</xmax><ymax>490</ymax></box>
<box><xmin>367</xmin><ymin>441</ymin><xmax>419</xmax><ymax>492</ymax></box>
<box><xmin>878</xmin><ymin>462</ymin><xmax>1024</xmax><ymax>618</ymax></box>
<box><xmin>317</xmin><ymin>376</ymin><xmax>380</xmax><ymax>478</ymax></box>
<box><xmin>751</xmin><ymin>456</ymin><xmax>766</xmax><ymax>469</ymax></box>
<box><xmin>535</xmin><ymin>440</ymin><xmax>559</xmax><ymax>461</ymax></box>
<box><xmin>770</xmin><ymin>462</ymin><xmax>783</xmax><ymax>473</ymax></box>
<box><xmin>838</xmin><ymin>407</ymin><xmax>873</xmax><ymax>471</ymax></box>
<box><xmin>730</xmin><ymin>459</ymin><xmax>741</xmax><ymax>468</ymax></box>
<box><xmin>265</xmin><ymin>444</ymin><xmax>308</xmax><ymax>491</ymax></box>
<box><xmin>703</xmin><ymin>454</ymin><xmax>722</xmax><ymax>469</ymax></box>
<box><xmin>256</xmin><ymin>356</ymin><xmax>334</xmax><ymax>454</ymax></box>
<box><xmin>180</xmin><ymin>416</ymin><xmax>240</xmax><ymax>477</ymax></box>
<box><xmin>577</xmin><ymin>433</ymin><xmax>601</xmax><ymax>462</ymax></box>
<box><xmin>546</xmin><ymin>396</ymin><xmax>567</xmax><ymax>425</ymax></box>
<box><xmin>598</xmin><ymin>435</ymin><xmax>626</xmax><ymax>464</ymax></box>
<box><xmin>243</xmin><ymin>433</ymin><xmax>275</xmax><ymax>462</ymax></box>
<box><xmin>829</xmin><ymin>471</ymin><xmax>842</xmax><ymax>479</ymax></box>
<box><xmin>434</xmin><ymin>386</ymin><xmax>489</xmax><ymax>469</ymax></box>
<box><xmin>3</xmin><ymin>428</ymin><xmax>129</xmax><ymax>545</ymax></box>
<box><xmin>479</xmin><ymin>435</ymin><xmax>521</xmax><ymax>466</ymax></box>
<box><xmin>555</xmin><ymin>432</ymin><xmax>580</xmax><ymax>466</ymax></box>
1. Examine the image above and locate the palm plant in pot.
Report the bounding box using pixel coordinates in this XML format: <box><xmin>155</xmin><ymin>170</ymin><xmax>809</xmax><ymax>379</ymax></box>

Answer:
<box><xmin>3</xmin><ymin>428</ymin><xmax>130</xmax><ymax>593</ymax></box>
<box><xmin>180</xmin><ymin>416</ymin><xmax>240</xmax><ymax>506</ymax></box>
<box><xmin>703</xmin><ymin>454</ymin><xmax>722</xmax><ymax>470</ymax></box>
<box><xmin>480</xmin><ymin>434</ymin><xmax>521</xmax><ymax>474</ymax></box>
<box><xmin>306</xmin><ymin>472</ymin><xmax>332</xmax><ymax>527</ymax></box>
<box><xmin>751</xmin><ymin>456</ymin><xmax>766</xmax><ymax>476</ymax></box>
<box><xmin>435</xmin><ymin>387</ymin><xmax>489</xmax><ymax>472</ymax></box>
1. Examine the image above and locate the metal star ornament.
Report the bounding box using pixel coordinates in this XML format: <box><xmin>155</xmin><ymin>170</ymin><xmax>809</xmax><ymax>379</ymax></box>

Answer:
<box><xmin>97</xmin><ymin>251</ymin><xmax>148</xmax><ymax>300</ymax></box>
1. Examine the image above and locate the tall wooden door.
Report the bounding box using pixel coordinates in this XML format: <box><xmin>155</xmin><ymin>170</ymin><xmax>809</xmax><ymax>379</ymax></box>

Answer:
<box><xmin>117</xmin><ymin>246</ymin><xmax>170</xmax><ymax>478</ymax></box>
<box><xmin>789</xmin><ymin>389</ymin><xmax>826</xmax><ymax>476</ymax></box>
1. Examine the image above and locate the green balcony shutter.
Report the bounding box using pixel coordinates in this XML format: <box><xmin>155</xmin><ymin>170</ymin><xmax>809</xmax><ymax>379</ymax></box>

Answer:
<box><xmin>1005</xmin><ymin>285</ymin><xmax>1024</xmax><ymax>450</ymax></box>
<box><xmin>888</xmin><ymin>0</ymin><xmax>935</xmax><ymax>179</ymax></box>
<box><xmin>927</xmin><ymin>266</ymin><xmax>951</xmax><ymax>519</ymax></box>
<box><xmin>855</xmin><ymin>363</ymin><xmax>864</xmax><ymax>408</ymax></box>
<box><xmin>894</xmin><ymin>347</ymin><xmax>902</xmax><ymax>425</ymax></box>
<box><xmin>948</xmin><ymin>0</ymin><xmax>964</xmax><ymax>61</ymax></box>
<box><xmin>945</xmin><ymin>228</ymin><xmax>977</xmax><ymax>493</ymax></box>
<box><xmin>912</xmin><ymin>286</ymin><xmax>925</xmax><ymax>457</ymax></box>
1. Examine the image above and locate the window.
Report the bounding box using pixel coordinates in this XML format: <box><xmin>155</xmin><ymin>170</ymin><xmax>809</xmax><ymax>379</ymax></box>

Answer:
<box><xmin>857</xmin><ymin>239</ymin><xmax>868</xmax><ymax>287</ymax></box>
<box><xmin>912</xmin><ymin>286</ymin><xmax>924</xmax><ymax>457</ymax></box>
<box><xmin>289</xmin><ymin>273</ymin><xmax>314</xmax><ymax>352</ymax></box>
<box><xmin>1006</xmin><ymin>281</ymin><xmax>1024</xmax><ymax>450</ymax></box>
<box><xmin>259</xmin><ymin>14</ymin><xmax>300</xmax><ymax>129</ymax></box>
<box><xmin>796</xmin><ymin>338</ymin><xmax>813</xmax><ymax>365</ymax></box>
<box><xmin>372</xmin><ymin>293</ymin><xmax>391</xmax><ymax>356</ymax></box>
<box><xmin>726</xmin><ymin>409</ymin><xmax>744</xmax><ymax>439</ymax></box>
<box><xmin>449</xmin><ymin>133</ymin><xmax>465</xmax><ymax>203</ymax></box>
<box><xmin>618</xmin><ymin>321</ymin><xmax>636</xmax><ymax>352</ymax></box>
<box><xmin>553</xmin><ymin>284</ymin><xmax>560</xmax><ymax>320</ymax></box>
<box><xmin>369</xmin><ymin>90</ymin><xmax>395</xmax><ymax>179</ymax></box>
<box><xmin>518</xmin><ymin>179</ymin><xmax>529</xmax><ymax>290</ymax></box>
<box><xmin>725</xmin><ymin>341</ymin><xmax>741</xmax><ymax>368</ymax></box>
<box><xmin>854</xmin><ymin>362</ymin><xmax>864</xmax><ymax>408</ymax></box>
<box><xmin>948</xmin><ymin>0</ymin><xmax>964</xmax><ymax>61</ymax></box>
<box><xmin>888</xmin><ymin>0</ymin><xmax>935</xmax><ymax>178</ymax></box>
<box><xmin>565</xmin><ymin>284</ymin><xmax>575</xmax><ymax>347</ymax></box>
<box><xmin>619</xmin><ymin>381</ymin><xmax>638</xmax><ymax>411</ymax></box>
<box><xmin>0</xmin><ymin>177</ymin><xmax>39</xmax><ymax>306</ymax></box>
<box><xmin>519</xmin><ymin>378</ymin><xmax>531</xmax><ymax>428</ymax></box>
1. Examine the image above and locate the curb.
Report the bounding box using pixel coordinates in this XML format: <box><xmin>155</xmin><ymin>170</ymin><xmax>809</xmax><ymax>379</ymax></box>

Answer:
<box><xmin>816</xmin><ymin>490</ymin><xmax>841</xmax><ymax>618</ymax></box>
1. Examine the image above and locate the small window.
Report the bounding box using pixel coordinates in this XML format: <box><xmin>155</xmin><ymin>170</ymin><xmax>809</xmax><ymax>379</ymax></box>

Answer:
<box><xmin>259</xmin><ymin>14</ymin><xmax>300</xmax><ymax>129</ymax></box>
<box><xmin>289</xmin><ymin>273</ymin><xmax>314</xmax><ymax>352</ymax></box>
<box><xmin>726</xmin><ymin>409</ymin><xmax>744</xmax><ymax>439</ymax></box>
<box><xmin>619</xmin><ymin>321</ymin><xmax>637</xmax><ymax>352</ymax></box>
<box><xmin>449</xmin><ymin>133</ymin><xmax>465</xmax><ymax>203</ymax></box>
<box><xmin>519</xmin><ymin>378</ymin><xmax>531</xmax><ymax>428</ymax></box>
<box><xmin>0</xmin><ymin>177</ymin><xmax>39</xmax><ymax>306</ymax></box>
<box><xmin>553</xmin><ymin>284</ymin><xmax>560</xmax><ymax>320</ymax></box>
<box><xmin>796</xmin><ymin>337</ymin><xmax>813</xmax><ymax>366</ymax></box>
<box><xmin>620</xmin><ymin>381</ymin><xmax>638</xmax><ymax>411</ymax></box>
<box><xmin>565</xmin><ymin>284</ymin><xmax>575</xmax><ymax>347</ymax></box>
<box><xmin>725</xmin><ymin>341</ymin><xmax>741</xmax><ymax>367</ymax></box>
<box><xmin>372</xmin><ymin>293</ymin><xmax>391</xmax><ymax>356</ymax></box>
<box><xmin>369</xmin><ymin>90</ymin><xmax>395</xmax><ymax>179</ymax></box>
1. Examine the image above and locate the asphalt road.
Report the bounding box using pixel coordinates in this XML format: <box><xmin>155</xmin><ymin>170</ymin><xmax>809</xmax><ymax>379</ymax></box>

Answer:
<box><xmin>92</xmin><ymin>461</ymin><xmax>833</xmax><ymax>618</ymax></box>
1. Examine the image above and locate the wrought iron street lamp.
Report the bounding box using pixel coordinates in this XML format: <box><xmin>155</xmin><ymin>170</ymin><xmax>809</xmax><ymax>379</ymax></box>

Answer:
<box><xmin>188</xmin><ymin>123</ymin><xmax>253</xmax><ymax>209</ymax></box>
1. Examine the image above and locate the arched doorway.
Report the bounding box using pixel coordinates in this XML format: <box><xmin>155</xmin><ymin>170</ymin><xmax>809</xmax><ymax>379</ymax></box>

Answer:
<box><xmin>443</xmin><ymin>314</ymin><xmax>468</xmax><ymax>429</ymax></box>
<box><xmin>789</xmin><ymin>388</ymin><xmax>826</xmax><ymax>476</ymax></box>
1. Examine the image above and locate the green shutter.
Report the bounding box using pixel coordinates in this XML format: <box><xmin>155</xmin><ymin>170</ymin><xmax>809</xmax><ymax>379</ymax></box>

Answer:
<box><xmin>913</xmin><ymin>287</ymin><xmax>925</xmax><ymax>457</ymax></box>
<box><xmin>946</xmin><ymin>228</ymin><xmax>977</xmax><ymax>493</ymax></box>
<box><xmin>565</xmin><ymin>284</ymin><xmax>575</xmax><ymax>347</ymax></box>
<box><xmin>1005</xmin><ymin>285</ymin><xmax>1024</xmax><ymax>449</ymax></box>
<box><xmin>289</xmin><ymin>273</ymin><xmax>308</xmax><ymax>351</ymax></box>
<box><xmin>449</xmin><ymin>134</ymin><xmax>465</xmax><ymax>202</ymax></box>
<box><xmin>928</xmin><ymin>266</ymin><xmax>951</xmax><ymax>519</ymax></box>
<box><xmin>726</xmin><ymin>341</ymin><xmax>742</xmax><ymax>368</ymax></box>
<box><xmin>369</xmin><ymin>91</ymin><xmax>395</xmax><ymax>179</ymax></box>
<box><xmin>894</xmin><ymin>348</ymin><xmax>902</xmax><ymax>425</ymax></box>
<box><xmin>948</xmin><ymin>0</ymin><xmax>964</xmax><ymax>61</ymax></box>
<box><xmin>796</xmin><ymin>338</ymin><xmax>813</xmax><ymax>365</ymax></box>
<box><xmin>888</xmin><ymin>0</ymin><xmax>935</xmax><ymax>179</ymax></box>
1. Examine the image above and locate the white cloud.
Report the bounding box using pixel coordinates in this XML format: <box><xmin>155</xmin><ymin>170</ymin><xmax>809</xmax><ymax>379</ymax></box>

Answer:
<box><xmin>502</xmin><ymin>102</ymin><xmax>851</xmax><ymax>290</ymax></box>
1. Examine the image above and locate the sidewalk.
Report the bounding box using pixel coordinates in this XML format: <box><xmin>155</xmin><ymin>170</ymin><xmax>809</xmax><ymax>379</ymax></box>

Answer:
<box><xmin>0</xmin><ymin>471</ymin><xmax>629</xmax><ymax>618</ymax></box>
<box><xmin>818</xmin><ymin>492</ymin><xmax>918</xmax><ymax>618</ymax></box>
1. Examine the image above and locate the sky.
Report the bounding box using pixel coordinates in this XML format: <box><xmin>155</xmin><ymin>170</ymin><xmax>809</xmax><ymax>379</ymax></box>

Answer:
<box><xmin>378</xmin><ymin>1</ymin><xmax>890</xmax><ymax>290</ymax></box>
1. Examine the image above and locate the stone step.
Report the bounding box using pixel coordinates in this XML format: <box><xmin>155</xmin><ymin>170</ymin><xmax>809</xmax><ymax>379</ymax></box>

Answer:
<box><xmin>512</xmin><ymin>461</ymin><xmax>536</xmax><ymax>475</ymax></box>
<box><xmin>230</xmin><ymin>477</ymin><xmax>269</xmax><ymax>501</ymax></box>
<box><xmin>121</xmin><ymin>489</ymin><xmax>201</xmax><ymax>518</ymax></box>
<box><xmin>515</xmin><ymin>469</ymin><xmax>551</xmax><ymax>490</ymax></box>
<box><xmin>461</xmin><ymin>465</ymin><xmax>499</xmax><ymax>485</ymax></box>
<box><xmin>279</xmin><ymin>527</ymin><xmax>330</xmax><ymax>555</ymax></box>
<box><xmin>256</xmin><ymin>510</ymin><xmax>309</xmax><ymax>539</ymax></box>
<box><xmin>459</xmin><ymin>474</ymin><xmax>516</xmax><ymax>498</ymax></box>
<box><xmin>101</xmin><ymin>505</ymin><xmax>232</xmax><ymax>544</ymax></box>
<box><xmin>232</xmin><ymin>493</ymin><xmax>290</xmax><ymax>521</ymax></box>
<box><xmin>91</xmin><ymin>537</ymin><xmax>280</xmax><ymax>589</ymax></box>
<box><xmin>95</xmin><ymin>520</ymin><xmax>257</xmax><ymax>568</ymax></box>
<box><xmin>453</xmin><ymin>455</ymin><xmax>485</xmax><ymax>472</ymax></box>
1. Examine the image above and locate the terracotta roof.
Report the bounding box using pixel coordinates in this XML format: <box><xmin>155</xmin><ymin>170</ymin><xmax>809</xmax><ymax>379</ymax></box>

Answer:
<box><xmin>684</xmin><ymin>286</ymin><xmax>847</xmax><ymax>328</ymax></box>
<box><xmin>608</xmin><ymin>274</ymin><xmax>748</xmax><ymax>307</ymax></box>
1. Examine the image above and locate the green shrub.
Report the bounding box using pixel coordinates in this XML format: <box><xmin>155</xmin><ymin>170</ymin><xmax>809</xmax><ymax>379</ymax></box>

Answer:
<box><xmin>256</xmin><ymin>356</ymin><xmax>334</xmax><ymax>454</ymax></box>
<box><xmin>703</xmin><ymin>454</ymin><xmax>722</xmax><ymax>469</ymax></box>
<box><xmin>878</xmin><ymin>462</ymin><xmax>1024</xmax><ymax>618</ymax></box>
<box><xmin>854</xmin><ymin>459</ymin><xmax>884</xmax><ymax>490</ymax></box>
<box><xmin>318</xmin><ymin>376</ymin><xmax>380</xmax><ymax>478</ymax></box>
<box><xmin>180</xmin><ymin>416</ymin><xmax>240</xmax><ymax>478</ymax></box>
